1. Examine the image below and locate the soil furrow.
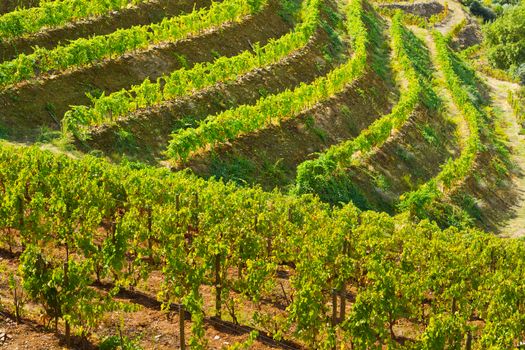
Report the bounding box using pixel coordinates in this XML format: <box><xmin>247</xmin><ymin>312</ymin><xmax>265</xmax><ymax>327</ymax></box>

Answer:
<box><xmin>0</xmin><ymin>0</ymin><xmax>212</xmax><ymax>62</ymax></box>
<box><xmin>0</xmin><ymin>1</ymin><xmax>289</xmax><ymax>142</ymax></box>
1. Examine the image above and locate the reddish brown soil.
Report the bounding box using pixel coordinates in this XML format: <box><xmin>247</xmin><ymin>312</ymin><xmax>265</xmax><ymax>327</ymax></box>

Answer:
<box><xmin>0</xmin><ymin>252</ymin><xmax>302</xmax><ymax>350</ymax></box>
<box><xmin>0</xmin><ymin>241</ymin><xmax>437</xmax><ymax>350</ymax></box>
<box><xmin>0</xmin><ymin>238</ymin><xmax>431</xmax><ymax>350</ymax></box>
<box><xmin>0</xmin><ymin>318</ymin><xmax>62</xmax><ymax>350</ymax></box>
<box><xmin>0</xmin><ymin>0</ymin><xmax>213</xmax><ymax>62</ymax></box>
<box><xmin>0</xmin><ymin>1</ymin><xmax>290</xmax><ymax>142</ymax></box>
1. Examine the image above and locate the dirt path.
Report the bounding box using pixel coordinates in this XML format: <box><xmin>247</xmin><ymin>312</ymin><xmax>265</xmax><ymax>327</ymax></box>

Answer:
<box><xmin>485</xmin><ymin>76</ymin><xmax>525</xmax><ymax>238</ymax></box>
<box><xmin>434</xmin><ymin>0</ymin><xmax>466</xmax><ymax>34</ymax></box>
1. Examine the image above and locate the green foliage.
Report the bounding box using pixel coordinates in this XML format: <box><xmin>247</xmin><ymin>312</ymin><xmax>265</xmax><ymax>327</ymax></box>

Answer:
<box><xmin>508</xmin><ymin>87</ymin><xmax>525</xmax><ymax>127</ymax></box>
<box><xmin>399</xmin><ymin>32</ymin><xmax>484</xmax><ymax>226</ymax></box>
<box><xmin>0</xmin><ymin>123</ymin><xmax>7</xmax><ymax>139</ymax></box>
<box><xmin>20</xmin><ymin>245</ymin><xmax>109</xmax><ymax>336</ymax></box>
<box><xmin>260</xmin><ymin>158</ymin><xmax>287</xmax><ymax>184</ymax></box>
<box><xmin>209</xmin><ymin>154</ymin><xmax>256</xmax><ymax>185</ymax></box>
<box><xmin>0</xmin><ymin>140</ymin><xmax>524</xmax><ymax>348</ymax></box>
<box><xmin>116</xmin><ymin>129</ymin><xmax>138</xmax><ymax>153</ymax></box>
<box><xmin>373</xmin><ymin>173</ymin><xmax>390</xmax><ymax>191</ymax></box>
<box><xmin>304</xmin><ymin>115</ymin><xmax>328</xmax><ymax>141</ymax></box>
<box><xmin>421</xmin><ymin>124</ymin><xmax>439</xmax><ymax>146</ymax></box>
<box><xmin>100</xmin><ymin>335</ymin><xmax>143</xmax><ymax>350</ymax></box>
<box><xmin>278</xmin><ymin>0</ymin><xmax>301</xmax><ymax>24</ymax></box>
<box><xmin>485</xmin><ymin>3</ymin><xmax>525</xmax><ymax>70</ymax></box>
<box><xmin>469</xmin><ymin>0</ymin><xmax>497</xmax><ymax>21</ymax></box>
<box><xmin>515</xmin><ymin>63</ymin><xmax>525</xmax><ymax>84</ymax></box>
<box><xmin>367</xmin><ymin>9</ymin><xmax>390</xmax><ymax>81</ymax></box>
<box><xmin>36</xmin><ymin>127</ymin><xmax>61</xmax><ymax>143</ymax></box>
<box><xmin>319</xmin><ymin>2</ymin><xmax>344</xmax><ymax>57</ymax></box>
<box><xmin>420</xmin><ymin>314</ymin><xmax>466</xmax><ymax>349</ymax></box>
<box><xmin>447</xmin><ymin>19</ymin><xmax>467</xmax><ymax>41</ymax></box>
<box><xmin>174</xmin><ymin>53</ymin><xmax>190</xmax><ymax>69</ymax></box>
<box><xmin>377</xmin><ymin>4</ymin><xmax>449</xmax><ymax>29</ymax></box>
<box><xmin>1</xmin><ymin>0</ymin><xmax>525</xmax><ymax>348</ymax></box>
<box><xmin>225</xmin><ymin>331</ymin><xmax>259</xmax><ymax>349</ymax></box>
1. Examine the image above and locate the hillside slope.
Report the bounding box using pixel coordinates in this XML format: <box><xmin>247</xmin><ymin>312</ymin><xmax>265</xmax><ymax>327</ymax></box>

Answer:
<box><xmin>0</xmin><ymin>0</ymin><xmax>524</xmax><ymax>348</ymax></box>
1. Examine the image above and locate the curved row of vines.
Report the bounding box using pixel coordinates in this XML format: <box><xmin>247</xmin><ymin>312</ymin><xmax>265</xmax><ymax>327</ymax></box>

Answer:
<box><xmin>165</xmin><ymin>0</ymin><xmax>370</xmax><ymax>162</ymax></box>
<box><xmin>293</xmin><ymin>13</ymin><xmax>440</xmax><ymax>205</ymax></box>
<box><xmin>0</xmin><ymin>0</ymin><xmax>148</xmax><ymax>40</ymax></box>
<box><xmin>398</xmin><ymin>32</ymin><xmax>485</xmax><ymax>225</ymax></box>
<box><xmin>62</xmin><ymin>0</ymin><xmax>323</xmax><ymax>137</ymax></box>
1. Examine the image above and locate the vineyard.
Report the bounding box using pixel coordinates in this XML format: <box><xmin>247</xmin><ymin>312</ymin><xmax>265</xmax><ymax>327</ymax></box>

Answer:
<box><xmin>0</xmin><ymin>0</ymin><xmax>524</xmax><ymax>348</ymax></box>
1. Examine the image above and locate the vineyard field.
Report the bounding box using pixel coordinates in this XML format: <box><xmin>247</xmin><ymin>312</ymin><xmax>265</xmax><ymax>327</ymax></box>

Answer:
<box><xmin>0</xmin><ymin>0</ymin><xmax>524</xmax><ymax>348</ymax></box>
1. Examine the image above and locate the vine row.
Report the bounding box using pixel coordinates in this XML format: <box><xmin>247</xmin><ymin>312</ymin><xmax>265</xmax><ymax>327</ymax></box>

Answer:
<box><xmin>398</xmin><ymin>32</ymin><xmax>484</xmax><ymax>222</ymax></box>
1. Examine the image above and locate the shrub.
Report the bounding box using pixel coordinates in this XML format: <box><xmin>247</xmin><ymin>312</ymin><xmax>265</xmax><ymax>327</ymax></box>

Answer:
<box><xmin>469</xmin><ymin>0</ymin><xmax>497</xmax><ymax>21</ymax></box>
<box><xmin>485</xmin><ymin>4</ymin><xmax>525</xmax><ymax>69</ymax></box>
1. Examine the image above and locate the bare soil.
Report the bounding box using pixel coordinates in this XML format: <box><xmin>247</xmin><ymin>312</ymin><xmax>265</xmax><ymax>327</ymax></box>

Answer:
<box><xmin>0</xmin><ymin>1</ymin><xmax>291</xmax><ymax>142</ymax></box>
<box><xmin>0</xmin><ymin>242</ymin><xmax>426</xmax><ymax>350</ymax></box>
<box><xmin>0</xmin><ymin>252</ymin><xmax>302</xmax><ymax>350</ymax></box>
<box><xmin>0</xmin><ymin>0</ymin><xmax>213</xmax><ymax>62</ymax></box>
<box><xmin>0</xmin><ymin>0</ymin><xmax>39</xmax><ymax>15</ymax></box>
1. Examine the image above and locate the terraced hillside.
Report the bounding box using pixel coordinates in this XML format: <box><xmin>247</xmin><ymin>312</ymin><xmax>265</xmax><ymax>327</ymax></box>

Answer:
<box><xmin>0</xmin><ymin>0</ymin><xmax>524</xmax><ymax>348</ymax></box>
